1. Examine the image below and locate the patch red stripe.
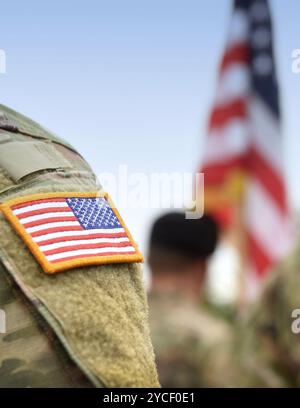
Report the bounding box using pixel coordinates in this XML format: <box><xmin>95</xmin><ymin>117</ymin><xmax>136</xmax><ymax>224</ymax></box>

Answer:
<box><xmin>23</xmin><ymin>216</ymin><xmax>77</xmax><ymax>228</ymax></box>
<box><xmin>247</xmin><ymin>232</ymin><xmax>272</xmax><ymax>278</ymax></box>
<box><xmin>22</xmin><ymin>216</ymin><xmax>77</xmax><ymax>228</ymax></box>
<box><xmin>220</xmin><ymin>43</ymin><xmax>250</xmax><ymax>72</ymax></box>
<box><xmin>43</xmin><ymin>241</ymin><xmax>131</xmax><ymax>256</ymax></box>
<box><xmin>51</xmin><ymin>251</ymin><xmax>136</xmax><ymax>264</ymax></box>
<box><xmin>12</xmin><ymin>198</ymin><xmax>66</xmax><ymax>210</ymax></box>
<box><xmin>17</xmin><ymin>207</ymin><xmax>72</xmax><ymax>219</ymax></box>
<box><xmin>30</xmin><ymin>226</ymin><xmax>83</xmax><ymax>238</ymax></box>
<box><xmin>209</xmin><ymin>98</ymin><xmax>247</xmax><ymax>129</ymax></box>
<box><xmin>36</xmin><ymin>232</ymin><xmax>128</xmax><ymax>246</ymax></box>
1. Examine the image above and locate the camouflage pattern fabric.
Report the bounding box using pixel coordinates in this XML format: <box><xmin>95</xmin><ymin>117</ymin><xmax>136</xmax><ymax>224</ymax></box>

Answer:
<box><xmin>149</xmin><ymin>291</ymin><xmax>236</xmax><ymax>387</ymax></box>
<box><xmin>235</xmin><ymin>239</ymin><xmax>300</xmax><ymax>387</ymax></box>
<box><xmin>0</xmin><ymin>262</ymin><xmax>92</xmax><ymax>388</ymax></box>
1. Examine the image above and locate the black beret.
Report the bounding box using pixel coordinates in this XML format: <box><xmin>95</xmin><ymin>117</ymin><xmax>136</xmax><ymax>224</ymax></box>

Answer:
<box><xmin>149</xmin><ymin>212</ymin><xmax>219</xmax><ymax>259</ymax></box>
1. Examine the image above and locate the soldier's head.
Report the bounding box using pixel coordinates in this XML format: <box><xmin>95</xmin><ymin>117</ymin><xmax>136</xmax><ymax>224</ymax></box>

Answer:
<box><xmin>148</xmin><ymin>212</ymin><xmax>219</xmax><ymax>300</ymax></box>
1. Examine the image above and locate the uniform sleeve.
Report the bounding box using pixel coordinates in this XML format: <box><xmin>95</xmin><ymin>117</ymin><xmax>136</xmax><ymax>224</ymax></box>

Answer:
<box><xmin>0</xmin><ymin>111</ymin><xmax>159</xmax><ymax>388</ymax></box>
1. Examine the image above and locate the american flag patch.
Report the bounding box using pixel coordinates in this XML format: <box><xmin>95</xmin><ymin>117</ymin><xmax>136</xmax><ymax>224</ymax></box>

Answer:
<box><xmin>1</xmin><ymin>192</ymin><xmax>143</xmax><ymax>274</ymax></box>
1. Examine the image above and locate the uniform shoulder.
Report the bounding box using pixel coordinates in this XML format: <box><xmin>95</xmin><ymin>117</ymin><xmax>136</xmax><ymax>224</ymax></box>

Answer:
<box><xmin>149</xmin><ymin>293</ymin><xmax>232</xmax><ymax>345</ymax></box>
<box><xmin>0</xmin><ymin>104</ymin><xmax>75</xmax><ymax>151</ymax></box>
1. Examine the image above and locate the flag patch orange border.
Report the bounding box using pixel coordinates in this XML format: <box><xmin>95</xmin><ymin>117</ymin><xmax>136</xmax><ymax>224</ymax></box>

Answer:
<box><xmin>0</xmin><ymin>192</ymin><xmax>143</xmax><ymax>274</ymax></box>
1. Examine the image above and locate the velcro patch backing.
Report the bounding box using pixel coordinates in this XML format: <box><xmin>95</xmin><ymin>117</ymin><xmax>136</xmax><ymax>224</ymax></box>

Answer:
<box><xmin>0</xmin><ymin>141</ymin><xmax>72</xmax><ymax>181</ymax></box>
<box><xmin>0</xmin><ymin>192</ymin><xmax>143</xmax><ymax>274</ymax></box>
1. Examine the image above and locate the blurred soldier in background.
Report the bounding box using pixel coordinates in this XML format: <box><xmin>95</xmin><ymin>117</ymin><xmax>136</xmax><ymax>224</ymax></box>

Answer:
<box><xmin>148</xmin><ymin>212</ymin><xmax>236</xmax><ymax>387</ymax></box>
<box><xmin>235</xmin><ymin>238</ymin><xmax>300</xmax><ymax>387</ymax></box>
<box><xmin>0</xmin><ymin>104</ymin><xmax>159</xmax><ymax>388</ymax></box>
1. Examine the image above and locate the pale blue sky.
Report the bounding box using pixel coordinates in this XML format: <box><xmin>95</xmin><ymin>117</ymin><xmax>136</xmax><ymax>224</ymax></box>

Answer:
<box><xmin>0</xmin><ymin>0</ymin><xmax>299</xmax><ymax>253</ymax></box>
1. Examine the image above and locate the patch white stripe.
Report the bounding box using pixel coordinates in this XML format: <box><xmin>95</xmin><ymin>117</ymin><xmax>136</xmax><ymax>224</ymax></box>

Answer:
<box><xmin>202</xmin><ymin>119</ymin><xmax>249</xmax><ymax>166</ymax></box>
<box><xmin>13</xmin><ymin>202</ymin><xmax>69</xmax><ymax>215</ymax></box>
<box><xmin>33</xmin><ymin>228</ymin><xmax>126</xmax><ymax>242</ymax></box>
<box><xmin>26</xmin><ymin>221</ymin><xmax>81</xmax><ymax>233</ymax></box>
<box><xmin>20</xmin><ymin>212</ymin><xmax>75</xmax><ymax>224</ymax></box>
<box><xmin>245</xmin><ymin>179</ymin><xmax>293</xmax><ymax>260</ymax></box>
<box><xmin>46</xmin><ymin>246</ymin><xmax>136</xmax><ymax>261</ymax></box>
<box><xmin>40</xmin><ymin>237</ymin><xmax>130</xmax><ymax>251</ymax></box>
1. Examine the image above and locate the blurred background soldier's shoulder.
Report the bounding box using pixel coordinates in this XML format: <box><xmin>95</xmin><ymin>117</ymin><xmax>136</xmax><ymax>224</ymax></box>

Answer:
<box><xmin>149</xmin><ymin>291</ymin><xmax>235</xmax><ymax>387</ymax></box>
<box><xmin>235</xmin><ymin>239</ymin><xmax>300</xmax><ymax>387</ymax></box>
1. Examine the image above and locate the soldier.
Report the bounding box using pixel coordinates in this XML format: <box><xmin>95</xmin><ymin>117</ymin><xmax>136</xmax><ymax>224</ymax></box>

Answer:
<box><xmin>235</xmin><ymin>238</ymin><xmax>300</xmax><ymax>387</ymax></box>
<box><xmin>0</xmin><ymin>104</ymin><xmax>159</xmax><ymax>388</ymax></box>
<box><xmin>148</xmin><ymin>212</ymin><xmax>235</xmax><ymax>387</ymax></box>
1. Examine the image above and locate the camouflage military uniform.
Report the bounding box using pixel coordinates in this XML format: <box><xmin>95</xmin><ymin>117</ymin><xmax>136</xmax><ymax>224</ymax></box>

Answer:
<box><xmin>149</xmin><ymin>291</ymin><xmax>236</xmax><ymax>387</ymax></box>
<box><xmin>0</xmin><ymin>105</ymin><xmax>159</xmax><ymax>388</ymax></box>
<box><xmin>0</xmin><ymin>262</ymin><xmax>93</xmax><ymax>387</ymax></box>
<box><xmin>235</xmin><ymin>239</ymin><xmax>300</xmax><ymax>387</ymax></box>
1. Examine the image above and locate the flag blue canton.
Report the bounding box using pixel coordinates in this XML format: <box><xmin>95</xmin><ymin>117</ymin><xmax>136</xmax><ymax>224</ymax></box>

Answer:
<box><xmin>235</xmin><ymin>0</ymin><xmax>279</xmax><ymax>117</ymax></box>
<box><xmin>66</xmin><ymin>197</ymin><xmax>122</xmax><ymax>230</ymax></box>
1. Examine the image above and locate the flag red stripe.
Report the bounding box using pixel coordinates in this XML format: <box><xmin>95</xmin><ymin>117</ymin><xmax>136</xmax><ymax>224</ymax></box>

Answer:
<box><xmin>43</xmin><ymin>241</ymin><xmax>131</xmax><ymax>256</ymax></box>
<box><xmin>23</xmin><ymin>216</ymin><xmax>77</xmax><ymax>228</ymax></box>
<box><xmin>36</xmin><ymin>232</ymin><xmax>128</xmax><ymax>246</ymax></box>
<box><xmin>248</xmin><ymin>145</ymin><xmax>288</xmax><ymax>213</ymax></box>
<box><xmin>220</xmin><ymin>43</ymin><xmax>250</xmax><ymax>72</ymax></box>
<box><xmin>202</xmin><ymin>147</ymin><xmax>287</xmax><ymax>213</ymax></box>
<box><xmin>209</xmin><ymin>98</ymin><xmax>247</xmax><ymax>129</ymax></box>
<box><xmin>201</xmin><ymin>155</ymin><xmax>246</xmax><ymax>184</ymax></box>
<box><xmin>247</xmin><ymin>232</ymin><xmax>273</xmax><ymax>278</ymax></box>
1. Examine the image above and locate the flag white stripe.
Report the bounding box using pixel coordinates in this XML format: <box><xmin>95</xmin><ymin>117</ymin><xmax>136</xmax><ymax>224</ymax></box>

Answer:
<box><xmin>13</xmin><ymin>202</ymin><xmax>69</xmax><ymax>215</ymax></box>
<box><xmin>40</xmin><ymin>237</ymin><xmax>130</xmax><ymax>252</ymax></box>
<box><xmin>245</xmin><ymin>179</ymin><xmax>293</xmax><ymax>260</ymax></box>
<box><xmin>20</xmin><ymin>212</ymin><xmax>75</xmax><ymax>224</ymax></box>
<box><xmin>27</xmin><ymin>221</ymin><xmax>81</xmax><ymax>233</ymax></box>
<box><xmin>249</xmin><ymin>95</ymin><xmax>283</xmax><ymax>175</ymax></box>
<box><xmin>227</xmin><ymin>9</ymin><xmax>249</xmax><ymax>46</ymax></box>
<box><xmin>216</xmin><ymin>64</ymin><xmax>250</xmax><ymax>105</ymax></box>
<box><xmin>46</xmin><ymin>246</ymin><xmax>136</xmax><ymax>261</ymax></box>
<box><xmin>202</xmin><ymin>119</ymin><xmax>249</xmax><ymax>166</ymax></box>
<box><xmin>32</xmin><ymin>228</ymin><xmax>126</xmax><ymax>242</ymax></box>
<box><xmin>203</xmin><ymin>95</ymin><xmax>284</xmax><ymax>177</ymax></box>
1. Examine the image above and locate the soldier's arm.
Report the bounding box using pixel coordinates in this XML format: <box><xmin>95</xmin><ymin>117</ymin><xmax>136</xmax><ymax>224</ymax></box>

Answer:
<box><xmin>0</xmin><ymin>104</ymin><xmax>159</xmax><ymax>388</ymax></box>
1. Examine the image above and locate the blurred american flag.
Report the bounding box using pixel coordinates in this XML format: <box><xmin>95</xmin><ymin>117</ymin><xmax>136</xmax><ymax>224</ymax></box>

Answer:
<box><xmin>200</xmin><ymin>0</ymin><xmax>293</xmax><ymax>281</ymax></box>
